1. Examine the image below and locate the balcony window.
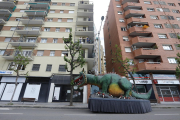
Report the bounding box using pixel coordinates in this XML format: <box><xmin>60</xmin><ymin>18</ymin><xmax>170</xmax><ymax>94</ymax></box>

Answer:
<box><xmin>172</xmin><ymin>10</ymin><xmax>180</xmax><ymax>13</ymax></box>
<box><xmin>46</xmin><ymin>64</ymin><xmax>52</xmax><ymax>71</ymax></box>
<box><xmin>158</xmin><ymin>34</ymin><xmax>167</xmax><ymax>39</ymax></box>
<box><xmin>44</xmin><ymin>28</ymin><xmax>50</xmax><ymax>32</ymax></box>
<box><xmin>26</xmin><ymin>38</ymin><xmax>36</xmax><ymax>43</ymax></box>
<box><xmin>47</xmin><ymin>18</ymin><xmax>53</xmax><ymax>22</ymax></box>
<box><xmin>36</xmin><ymin>51</ymin><xmax>44</xmax><ymax>56</ymax></box>
<box><xmin>62</xmin><ymin>3</ymin><xmax>65</xmax><ymax>6</ymax></box>
<box><xmin>118</xmin><ymin>11</ymin><xmax>123</xmax><ymax>15</ymax></box>
<box><xmin>4</xmin><ymin>38</ymin><xmax>11</xmax><ymax>42</ymax></box>
<box><xmin>176</xmin><ymin>17</ymin><xmax>180</xmax><ymax>21</ymax></box>
<box><xmin>50</xmin><ymin>10</ymin><xmax>55</xmax><ymax>13</ymax></box>
<box><xmin>53</xmin><ymin>38</ymin><xmax>58</xmax><ymax>43</ymax></box>
<box><xmin>147</xmin><ymin>8</ymin><xmax>154</xmax><ymax>11</ymax></box>
<box><xmin>55</xmin><ymin>28</ymin><xmax>60</xmax><ymax>32</ymax></box>
<box><xmin>144</xmin><ymin>1</ymin><xmax>151</xmax><ymax>4</ymax></box>
<box><xmin>67</xmin><ymin>18</ymin><xmax>73</xmax><ymax>22</ymax></box>
<box><xmin>121</xmin><ymin>27</ymin><xmax>127</xmax><ymax>31</ymax></box>
<box><xmin>154</xmin><ymin>24</ymin><xmax>163</xmax><ymax>28</ymax></box>
<box><xmin>150</xmin><ymin>15</ymin><xmax>158</xmax><ymax>19</ymax></box>
<box><xmin>116</xmin><ymin>4</ymin><xmax>121</xmax><ymax>7</ymax></box>
<box><xmin>32</xmin><ymin>64</ymin><xmax>40</xmax><ymax>71</ymax></box>
<box><xmin>60</xmin><ymin>10</ymin><xmax>64</xmax><ymax>13</ymax></box>
<box><xmin>0</xmin><ymin>50</ymin><xmax>5</xmax><ymax>55</ymax></box>
<box><xmin>119</xmin><ymin>19</ymin><xmax>124</xmax><ymax>22</ymax></box>
<box><xmin>65</xmin><ymin>28</ymin><xmax>70</xmax><ymax>32</ymax></box>
<box><xmin>69</xmin><ymin>10</ymin><xmax>74</xmax><ymax>13</ymax></box>
<box><xmin>52</xmin><ymin>3</ymin><xmax>57</xmax><ymax>5</ymax></box>
<box><xmin>70</xmin><ymin>3</ymin><xmax>75</xmax><ymax>6</ymax></box>
<box><xmin>58</xmin><ymin>18</ymin><xmax>62</xmax><ymax>22</ymax></box>
<box><xmin>168</xmin><ymin>58</ymin><xmax>176</xmax><ymax>63</ymax></box>
<box><xmin>61</xmin><ymin>51</ymin><xmax>68</xmax><ymax>56</ymax></box>
<box><xmin>32</xmin><ymin>27</ymin><xmax>40</xmax><ymax>31</ymax></box>
<box><xmin>41</xmin><ymin>38</ymin><xmax>47</xmax><ymax>43</ymax></box>
<box><xmin>10</xmin><ymin>27</ymin><xmax>16</xmax><ymax>31</ymax></box>
<box><xmin>163</xmin><ymin>45</ymin><xmax>173</xmax><ymax>50</ymax></box>
<box><xmin>125</xmin><ymin>47</ymin><xmax>131</xmax><ymax>52</ymax></box>
<box><xmin>50</xmin><ymin>51</ymin><xmax>55</xmax><ymax>56</ymax></box>
<box><xmin>128</xmin><ymin>59</ymin><xmax>134</xmax><ymax>65</ymax></box>
<box><xmin>59</xmin><ymin>65</ymin><xmax>66</xmax><ymax>72</ymax></box>
<box><xmin>168</xmin><ymin>3</ymin><xmax>175</xmax><ymax>6</ymax></box>
<box><xmin>123</xmin><ymin>36</ymin><xmax>129</xmax><ymax>41</ymax></box>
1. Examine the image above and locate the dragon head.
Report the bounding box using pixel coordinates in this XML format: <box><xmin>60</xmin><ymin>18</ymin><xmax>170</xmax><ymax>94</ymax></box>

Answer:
<box><xmin>74</xmin><ymin>68</ymin><xmax>87</xmax><ymax>87</ymax></box>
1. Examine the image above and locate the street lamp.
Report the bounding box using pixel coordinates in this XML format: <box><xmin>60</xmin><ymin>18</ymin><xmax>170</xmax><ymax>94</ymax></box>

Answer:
<box><xmin>98</xmin><ymin>16</ymin><xmax>104</xmax><ymax>74</ymax></box>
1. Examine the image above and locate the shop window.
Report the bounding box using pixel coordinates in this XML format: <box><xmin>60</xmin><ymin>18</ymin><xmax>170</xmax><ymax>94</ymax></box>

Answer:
<box><xmin>132</xmin><ymin>85</ymin><xmax>146</xmax><ymax>93</ymax></box>
<box><xmin>168</xmin><ymin>58</ymin><xmax>177</xmax><ymax>63</ymax></box>
<box><xmin>163</xmin><ymin>45</ymin><xmax>173</xmax><ymax>50</ymax></box>
<box><xmin>50</xmin><ymin>51</ymin><xmax>55</xmax><ymax>56</ymax></box>
<box><xmin>32</xmin><ymin>64</ymin><xmax>40</xmax><ymax>71</ymax></box>
<box><xmin>59</xmin><ymin>65</ymin><xmax>66</xmax><ymax>72</ymax></box>
<box><xmin>125</xmin><ymin>47</ymin><xmax>131</xmax><ymax>52</ymax></box>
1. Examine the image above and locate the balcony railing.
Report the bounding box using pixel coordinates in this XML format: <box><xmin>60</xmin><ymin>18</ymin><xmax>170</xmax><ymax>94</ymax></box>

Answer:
<box><xmin>10</xmin><ymin>37</ymin><xmax>38</xmax><ymax>43</ymax></box>
<box><xmin>29</xmin><ymin>0</ymin><xmax>51</xmax><ymax>3</ymax></box>
<box><xmin>75</xmin><ymin>27</ymin><xmax>94</xmax><ymax>31</ymax></box>
<box><xmin>74</xmin><ymin>39</ymin><xmax>94</xmax><ymax>44</ymax></box>
<box><xmin>0</xmin><ymin>6</ymin><xmax>14</xmax><ymax>13</ymax></box>
<box><xmin>78</xmin><ymin>1</ymin><xmax>93</xmax><ymax>5</ymax></box>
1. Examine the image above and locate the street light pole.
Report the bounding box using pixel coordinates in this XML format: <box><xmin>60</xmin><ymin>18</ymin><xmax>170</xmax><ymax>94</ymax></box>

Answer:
<box><xmin>98</xmin><ymin>16</ymin><xmax>104</xmax><ymax>74</ymax></box>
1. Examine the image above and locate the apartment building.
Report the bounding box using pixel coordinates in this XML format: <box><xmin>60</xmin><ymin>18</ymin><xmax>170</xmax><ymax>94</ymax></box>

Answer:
<box><xmin>0</xmin><ymin>0</ymin><xmax>94</xmax><ymax>103</ymax></box>
<box><xmin>104</xmin><ymin>0</ymin><xmax>180</xmax><ymax>103</ymax></box>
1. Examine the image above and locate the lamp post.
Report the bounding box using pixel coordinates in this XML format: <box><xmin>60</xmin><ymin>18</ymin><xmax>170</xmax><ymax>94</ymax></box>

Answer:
<box><xmin>98</xmin><ymin>16</ymin><xmax>104</xmax><ymax>74</ymax></box>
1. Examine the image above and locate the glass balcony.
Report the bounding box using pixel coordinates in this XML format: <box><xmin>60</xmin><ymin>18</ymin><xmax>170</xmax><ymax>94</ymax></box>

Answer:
<box><xmin>20</xmin><ymin>16</ymin><xmax>44</xmax><ymax>25</ymax></box>
<box><xmin>15</xmin><ymin>26</ymin><xmax>42</xmax><ymax>36</ymax></box>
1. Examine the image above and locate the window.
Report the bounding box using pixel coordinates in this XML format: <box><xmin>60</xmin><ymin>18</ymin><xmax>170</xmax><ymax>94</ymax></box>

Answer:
<box><xmin>139</xmin><ymin>59</ymin><xmax>144</xmax><ymax>63</ymax></box>
<box><xmin>10</xmin><ymin>27</ymin><xmax>16</xmax><ymax>31</ymax></box>
<box><xmin>70</xmin><ymin>3</ymin><xmax>75</xmax><ymax>6</ymax></box>
<box><xmin>128</xmin><ymin>59</ymin><xmax>134</xmax><ymax>65</ymax></box>
<box><xmin>118</xmin><ymin>11</ymin><xmax>123</xmax><ymax>14</ymax></box>
<box><xmin>163</xmin><ymin>45</ymin><xmax>173</xmax><ymax>50</ymax></box>
<box><xmin>144</xmin><ymin>1</ymin><xmax>151</xmax><ymax>4</ymax></box>
<box><xmin>172</xmin><ymin>24</ymin><xmax>180</xmax><ymax>29</ymax></box>
<box><xmin>58</xmin><ymin>18</ymin><xmax>62</xmax><ymax>22</ymax></box>
<box><xmin>172</xmin><ymin>10</ymin><xmax>180</xmax><ymax>13</ymax></box>
<box><xmin>32</xmin><ymin>27</ymin><xmax>40</xmax><ymax>31</ymax></box>
<box><xmin>65</xmin><ymin>28</ymin><xmax>70</xmax><ymax>32</ymax></box>
<box><xmin>176</xmin><ymin>17</ymin><xmax>180</xmax><ymax>21</ymax></box>
<box><xmin>60</xmin><ymin>10</ymin><xmax>64</xmax><ymax>13</ymax></box>
<box><xmin>154</xmin><ymin>24</ymin><xmax>163</xmax><ymax>28</ymax></box>
<box><xmin>62</xmin><ymin>3</ymin><xmax>65</xmax><ymax>6</ymax></box>
<box><xmin>158</xmin><ymin>34</ymin><xmax>167</xmax><ymax>39</ymax></box>
<box><xmin>69</xmin><ymin>10</ymin><xmax>74</xmax><ymax>13</ymax></box>
<box><xmin>125</xmin><ymin>47</ymin><xmax>131</xmax><ymax>52</ymax></box>
<box><xmin>147</xmin><ymin>8</ymin><xmax>154</xmax><ymax>11</ymax></box>
<box><xmin>47</xmin><ymin>18</ymin><xmax>53</xmax><ymax>22</ymax></box>
<box><xmin>115</xmin><ymin>0</ymin><xmax>120</xmax><ymax>1</ymax></box>
<box><xmin>50</xmin><ymin>10</ymin><xmax>55</xmax><ymax>13</ymax></box>
<box><xmin>167</xmin><ymin>16</ymin><xmax>175</xmax><ymax>20</ymax></box>
<box><xmin>67</xmin><ymin>18</ymin><xmax>73</xmax><ymax>22</ymax></box>
<box><xmin>46</xmin><ymin>65</ymin><xmax>52</xmax><ymax>71</ymax></box>
<box><xmin>116</xmin><ymin>4</ymin><xmax>121</xmax><ymax>7</ymax></box>
<box><xmin>50</xmin><ymin>51</ymin><xmax>55</xmax><ymax>56</ymax></box>
<box><xmin>59</xmin><ymin>65</ymin><xmax>66</xmax><ymax>72</ymax></box>
<box><xmin>41</xmin><ymin>38</ymin><xmax>47</xmax><ymax>43</ymax></box>
<box><xmin>15</xmin><ymin>18</ymin><xmax>20</xmax><ymax>21</ymax></box>
<box><xmin>61</xmin><ymin>51</ymin><xmax>68</xmax><ymax>56</ymax></box>
<box><xmin>55</xmin><ymin>28</ymin><xmax>60</xmax><ymax>32</ymax></box>
<box><xmin>36</xmin><ymin>51</ymin><xmax>44</xmax><ymax>56</ymax></box>
<box><xmin>20</xmin><ymin>10</ymin><xmax>25</xmax><ymax>12</ymax></box>
<box><xmin>163</xmin><ymin>8</ymin><xmax>170</xmax><ymax>12</ymax></box>
<box><xmin>160</xmin><ymin>15</ymin><xmax>167</xmax><ymax>19</ymax></box>
<box><xmin>164</xmin><ymin>24</ymin><xmax>172</xmax><ymax>28</ymax></box>
<box><xmin>4</xmin><ymin>38</ymin><xmax>11</xmax><ymax>42</ymax></box>
<box><xmin>32</xmin><ymin>64</ymin><xmax>40</xmax><ymax>71</ymax></box>
<box><xmin>153</xmin><ymin>1</ymin><xmax>159</xmax><ymax>4</ymax></box>
<box><xmin>24</xmin><ymin>3</ymin><xmax>28</xmax><ymax>5</ymax></box>
<box><xmin>52</xmin><ymin>3</ymin><xmax>57</xmax><ymax>5</ymax></box>
<box><xmin>0</xmin><ymin>50</ymin><xmax>5</xmax><ymax>55</ymax></box>
<box><xmin>121</xmin><ymin>27</ymin><xmax>127</xmax><ymax>31</ymax></box>
<box><xmin>119</xmin><ymin>19</ymin><xmax>124</xmax><ymax>22</ymax></box>
<box><xmin>44</xmin><ymin>28</ymin><xmax>50</xmax><ymax>32</ymax></box>
<box><xmin>123</xmin><ymin>36</ymin><xmax>129</xmax><ymax>41</ymax></box>
<box><xmin>159</xmin><ymin>1</ymin><xmax>166</xmax><ymax>5</ymax></box>
<box><xmin>7</xmin><ymin>62</ymin><xmax>16</xmax><ymax>70</ymax></box>
<box><xmin>169</xmin><ymin>33</ymin><xmax>177</xmax><ymax>38</ymax></box>
<box><xmin>168</xmin><ymin>58</ymin><xmax>176</xmax><ymax>63</ymax></box>
<box><xmin>168</xmin><ymin>3</ymin><xmax>175</xmax><ymax>6</ymax></box>
<box><xmin>17</xmin><ymin>64</ymin><xmax>26</xmax><ymax>70</ymax></box>
<box><xmin>53</xmin><ymin>38</ymin><xmax>58</xmax><ymax>43</ymax></box>
<box><xmin>156</xmin><ymin>8</ymin><xmax>163</xmax><ymax>12</ymax></box>
<box><xmin>150</xmin><ymin>15</ymin><xmax>158</xmax><ymax>19</ymax></box>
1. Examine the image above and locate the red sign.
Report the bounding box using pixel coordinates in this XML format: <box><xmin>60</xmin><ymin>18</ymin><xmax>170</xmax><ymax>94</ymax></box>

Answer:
<box><xmin>153</xmin><ymin>79</ymin><xmax>158</xmax><ymax>84</ymax></box>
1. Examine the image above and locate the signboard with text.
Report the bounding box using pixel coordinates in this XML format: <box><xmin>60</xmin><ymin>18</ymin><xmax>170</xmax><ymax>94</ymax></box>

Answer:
<box><xmin>0</xmin><ymin>71</ymin><xmax>13</xmax><ymax>75</ymax></box>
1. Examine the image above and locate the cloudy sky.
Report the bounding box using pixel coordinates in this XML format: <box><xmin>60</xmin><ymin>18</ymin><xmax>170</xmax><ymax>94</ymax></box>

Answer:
<box><xmin>91</xmin><ymin>0</ymin><xmax>110</xmax><ymax>48</ymax></box>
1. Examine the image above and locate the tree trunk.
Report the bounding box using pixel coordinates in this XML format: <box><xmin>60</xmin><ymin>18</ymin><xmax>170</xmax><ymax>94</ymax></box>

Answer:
<box><xmin>10</xmin><ymin>74</ymin><xmax>19</xmax><ymax>104</ymax></box>
<box><xmin>69</xmin><ymin>71</ymin><xmax>73</xmax><ymax>106</ymax></box>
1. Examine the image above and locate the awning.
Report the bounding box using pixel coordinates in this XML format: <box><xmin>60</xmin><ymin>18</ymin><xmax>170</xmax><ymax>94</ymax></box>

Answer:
<box><xmin>1</xmin><ymin>77</ymin><xmax>26</xmax><ymax>83</ymax></box>
<box><xmin>51</xmin><ymin>75</ymin><xmax>71</xmax><ymax>85</ymax></box>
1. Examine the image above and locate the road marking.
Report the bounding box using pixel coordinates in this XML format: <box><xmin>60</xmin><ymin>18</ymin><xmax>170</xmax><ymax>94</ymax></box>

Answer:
<box><xmin>0</xmin><ymin>113</ymin><xmax>23</xmax><ymax>115</ymax></box>
<box><xmin>155</xmin><ymin>114</ymin><xmax>179</xmax><ymax>115</ymax></box>
<box><xmin>64</xmin><ymin>114</ymin><xmax>96</xmax><ymax>116</ymax></box>
<box><xmin>0</xmin><ymin>108</ymin><xmax>10</xmax><ymax>110</ymax></box>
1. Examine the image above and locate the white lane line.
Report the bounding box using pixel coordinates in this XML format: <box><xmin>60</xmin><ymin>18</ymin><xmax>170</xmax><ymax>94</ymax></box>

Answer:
<box><xmin>0</xmin><ymin>113</ymin><xmax>23</xmax><ymax>115</ymax></box>
<box><xmin>64</xmin><ymin>114</ymin><xmax>96</xmax><ymax>116</ymax></box>
<box><xmin>0</xmin><ymin>108</ymin><xmax>10</xmax><ymax>110</ymax></box>
<box><xmin>155</xmin><ymin>114</ymin><xmax>179</xmax><ymax>115</ymax></box>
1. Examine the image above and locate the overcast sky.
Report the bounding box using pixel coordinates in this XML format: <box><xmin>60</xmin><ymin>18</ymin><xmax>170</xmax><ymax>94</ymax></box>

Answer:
<box><xmin>92</xmin><ymin>0</ymin><xmax>110</xmax><ymax>48</ymax></box>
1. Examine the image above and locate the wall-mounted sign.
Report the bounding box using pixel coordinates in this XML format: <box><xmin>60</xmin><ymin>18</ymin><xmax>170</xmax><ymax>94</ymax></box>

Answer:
<box><xmin>130</xmin><ymin>80</ymin><xmax>152</xmax><ymax>84</ymax></box>
<box><xmin>0</xmin><ymin>71</ymin><xmax>13</xmax><ymax>75</ymax></box>
<box><xmin>157</xmin><ymin>80</ymin><xmax>180</xmax><ymax>84</ymax></box>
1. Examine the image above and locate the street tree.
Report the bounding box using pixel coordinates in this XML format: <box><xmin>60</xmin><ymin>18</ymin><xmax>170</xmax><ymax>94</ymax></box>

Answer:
<box><xmin>63</xmin><ymin>29</ymin><xmax>85</xmax><ymax>106</ymax></box>
<box><xmin>113</xmin><ymin>44</ymin><xmax>138</xmax><ymax>92</ymax></box>
<box><xmin>175</xmin><ymin>52</ymin><xmax>180</xmax><ymax>78</ymax></box>
<box><xmin>9</xmin><ymin>46</ymin><xmax>30</xmax><ymax>104</ymax></box>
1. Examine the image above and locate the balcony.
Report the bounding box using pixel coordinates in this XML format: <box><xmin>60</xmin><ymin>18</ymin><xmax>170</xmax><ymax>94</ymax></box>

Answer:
<box><xmin>25</xmin><ymin>10</ymin><xmax>47</xmax><ymax>16</ymax></box>
<box><xmin>78</xmin><ymin>1</ymin><xmax>93</xmax><ymax>9</ymax></box>
<box><xmin>0</xmin><ymin>17</ymin><xmax>7</xmax><ymax>24</ymax></box>
<box><xmin>20</xmin><ymin>16</ymin><xmax>44</xmax><ymax>25</ymax></box>
<box><xmin>9</xmin><ymin>37</ymin><xmax>38</xmax><ymax>47</ymax></box>
<box><xmin>77</xmin><ymin>9</ymin><xmax>93</xmax><ymax>17</ymax></box>
<box><xmin>128</xmin><ymin>26</ymin><xmax>152</xmax><ymax>37</ymax></box>
<box><xmin>75</xmin><ymin>27</ymin><xmax>94</xmax><ymax>39</ymax></box>
<box><xmin>76</xmin><ymin>17</ymin><xmax>93</xmax><ymax>27</ymax></box>
<box><xmin>133</xmin><ymin>48</ymin><xmax>160</xmax><ymax>59</ymax></box>
<box><xmin>127</xmin><ymin>17</ymin><xmax>147</xmax><ymax>25</ymax></box>
<box><xmin>2</xmin><ymin>50</ymin><xmax>34</xmax><ymax>61</ymax></box>
<box><xmin>15</xmin><ymin>27</ymin><xmax>41</xmax><ymax>36</ymax></box>
<box><xmin>0</xmin><ymin>1</ymin><xmax>16</xmax><ymax>12</ymax></box>
<box><xmin>125</xmin><ymin>9</ymin><xmax>145</xmax><ymax>19</ymax></box>
<box><xmin>136</xmin><ymin>62</ymin><xmax>176</xmax><ymax>73</ymax></box>
<box><xmin>123</xmin><ymin>2</ymin><xmax>142</xmax><ymax>11</ymax></box>
<box><xmin>29</xmin><ymin>0</ymin><xmax>51</xmax><ymax>3</ymax></box>
<box><xmin>122</xmin><ymin>0</ymin><xmax>139</xmax><ymax>5</ymax></box>
<box><xmin>131</xmin><ymin>37</ymin><xmax>156</xmax><ymax>47</ymax></box>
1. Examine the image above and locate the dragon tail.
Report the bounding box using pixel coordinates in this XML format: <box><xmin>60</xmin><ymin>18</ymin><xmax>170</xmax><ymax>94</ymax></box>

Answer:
<box><xmin>132</xmin><ymin>88</ymin><xmax>152</xmax><ymax>99</ymax></box>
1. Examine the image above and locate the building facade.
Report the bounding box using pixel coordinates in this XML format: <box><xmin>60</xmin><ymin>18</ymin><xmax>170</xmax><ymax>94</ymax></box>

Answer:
<box><xmin>0</xmin><ymin>0</ymin><xmax>94</xmax><ymax>103</ymax></box>
<box><xmin>104</xmin><ymin>0</ymin><xmax>180</xmax><ymax>103</ymax></box>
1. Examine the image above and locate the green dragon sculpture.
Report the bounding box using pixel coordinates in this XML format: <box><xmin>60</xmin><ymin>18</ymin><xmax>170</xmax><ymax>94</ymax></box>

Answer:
<box><xmin>74</xmin><ymin>71</ymin><xmax>152</xmax><ymax>99</ymax></box>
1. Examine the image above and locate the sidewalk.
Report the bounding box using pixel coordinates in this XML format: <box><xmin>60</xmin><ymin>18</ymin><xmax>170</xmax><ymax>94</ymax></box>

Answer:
<box><xmin>0</xmin><ymin>102</ymin><xmax>180</xmax><ymax>109</ymax></box>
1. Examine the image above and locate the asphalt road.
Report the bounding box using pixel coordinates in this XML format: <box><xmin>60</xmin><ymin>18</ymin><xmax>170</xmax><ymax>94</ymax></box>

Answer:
<box><xmin>0</xmin><ymin>108</ymin><xmax>180</xmax><ymax>120</ymax></box>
